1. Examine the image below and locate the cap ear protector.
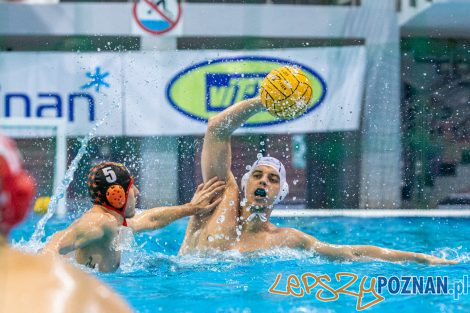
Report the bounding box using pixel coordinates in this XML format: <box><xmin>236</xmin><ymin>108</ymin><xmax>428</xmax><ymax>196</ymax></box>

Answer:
<box><xmin>241</xmin><ymin>156</ymin><xmax>289</xmax><ymax>204</ymax></box>
<box><xmin>0</xmin><ymin>135</ymin><xmax>36</xmax><ymax>235</ymax></box>
<box><xmin>106</xmin><ymin>185</ymin><xmax>126</xmax><ymax>209</ymax></box>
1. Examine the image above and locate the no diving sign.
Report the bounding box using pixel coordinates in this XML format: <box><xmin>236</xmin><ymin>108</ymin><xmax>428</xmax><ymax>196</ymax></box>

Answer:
<box><xmin>132</xmin><ymin>0</ymin><xmax>182</xmax><ymax>35</ymax></box>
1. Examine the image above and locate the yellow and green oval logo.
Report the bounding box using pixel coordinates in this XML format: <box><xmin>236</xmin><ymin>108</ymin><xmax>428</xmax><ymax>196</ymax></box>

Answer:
<box><xmin>166</xmin><ymin>56</ymin><xmax>327</xmax><ymax>127</ymax></box>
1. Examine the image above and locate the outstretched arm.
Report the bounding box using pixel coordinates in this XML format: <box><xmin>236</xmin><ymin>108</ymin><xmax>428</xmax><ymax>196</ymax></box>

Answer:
<box><xmin>311</xmin><ymin>242</ymin><xmax>457</xmax><ymax>265</ymax></box>
<box><xmin>128</xmin><ymin>177</ymin><xmax>225</xmax><ymax>233</ymax></box>
<box><xmin>202</xmin><ymin>97</ymin><xmax>264</xmax><ymax>182</ymax></box>
<box><xmin>287</xmin><ymin>229</ymin><xmax>457</xmax><ymax>265</ymax></box>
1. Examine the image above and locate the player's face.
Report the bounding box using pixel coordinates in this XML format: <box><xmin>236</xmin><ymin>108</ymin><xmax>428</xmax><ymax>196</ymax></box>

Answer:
<box><xmin>245</xmin><ymin>165</ymin><xmax>280</xmax><ymax>207</ymax></box>
<box><xmin>125</xmin><ymin>185</ymin><xmax>139</xmax><ymax>218</ymax></box>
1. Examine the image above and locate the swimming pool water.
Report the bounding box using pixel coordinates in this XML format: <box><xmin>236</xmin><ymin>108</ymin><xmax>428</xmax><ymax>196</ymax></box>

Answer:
<box><xmin>10</xmin><ymin>213</ymin><xmax>470</xmax><ymax>313</ymax></box>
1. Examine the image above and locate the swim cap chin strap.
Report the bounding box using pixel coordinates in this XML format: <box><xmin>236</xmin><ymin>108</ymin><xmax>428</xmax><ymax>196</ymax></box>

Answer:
<box><xmin>240</xmin><ymin>156</ymin><xmax>289</xmax><ymax>204</ymax></box>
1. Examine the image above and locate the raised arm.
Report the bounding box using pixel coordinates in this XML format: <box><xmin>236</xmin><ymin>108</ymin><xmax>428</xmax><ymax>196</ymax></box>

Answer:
<box><xmin>128</xmin><ymin>177</ymin><xmax>225</xmax><ymax>233</ymax></box>
<box><xmin>42</xmin><ymin>215</ymin><xmax>112</xmax><ymax>256</ymax></box>
<box><xmin>181</xmin><ymin>97</ymin><xmax>265</xmax><ymax>253</ymax></box>
<box><xmin>287</xmin><ymin>229</ymin><xmax>457</xmax><ymax>265</ymax></box>
<box><xmin>202</xmin><ymin>97</ymin><xmax>264</xmax><ymax>182</ymax></box>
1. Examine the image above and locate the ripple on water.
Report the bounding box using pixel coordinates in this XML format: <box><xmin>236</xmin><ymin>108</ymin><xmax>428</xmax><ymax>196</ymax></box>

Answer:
<box><xmin>9</xmin><ymin>215</ymin><xmax>469</xmax><ymax>313</ymax></box>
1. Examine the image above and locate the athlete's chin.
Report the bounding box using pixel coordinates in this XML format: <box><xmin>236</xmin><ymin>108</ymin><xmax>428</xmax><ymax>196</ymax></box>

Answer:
<box><xmin>249</xmin><ymin>197</ymin><xmax>274</xmax><ymax>207</ymax></box>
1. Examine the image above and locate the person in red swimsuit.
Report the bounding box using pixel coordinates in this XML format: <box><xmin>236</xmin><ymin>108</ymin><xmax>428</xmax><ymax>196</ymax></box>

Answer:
<box><xmin>43</xmin><ymin>162</ymin><xmax>225</xmax><ymax>272</ymax></box>
<box><xmin>0</xmin><ymin>135</ymin><xmax>133</xmax><ymax>313</ymax></box>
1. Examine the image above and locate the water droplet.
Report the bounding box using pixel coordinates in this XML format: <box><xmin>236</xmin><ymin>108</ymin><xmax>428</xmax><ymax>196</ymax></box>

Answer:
<box><xmin>217</xmin><ymin>215</ymin><xmax>225</xmax><ymax>224</ymax></box>
<box><xmin>208</xmin><ymin>236</ymin><xmax>214</xmax><ymax>242</ymax></box>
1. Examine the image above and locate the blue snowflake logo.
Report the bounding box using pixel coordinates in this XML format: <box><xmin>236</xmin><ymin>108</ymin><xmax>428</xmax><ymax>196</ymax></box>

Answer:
<box><xmin>81</xmin><ymin>67</ymin><xmax>110</xmax><ymax>92</ymax></box>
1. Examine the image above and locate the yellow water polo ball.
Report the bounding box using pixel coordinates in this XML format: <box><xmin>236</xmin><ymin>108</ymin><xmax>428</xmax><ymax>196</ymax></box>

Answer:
<box><xmin>33</xmin><ymin>196</ymin><xmax>51</xmax><ymax>214</ymax></box>
<box><xmin>259</xmin><ymin>66</ymin><xmax>313</xmax><ymax>120</ymax></box>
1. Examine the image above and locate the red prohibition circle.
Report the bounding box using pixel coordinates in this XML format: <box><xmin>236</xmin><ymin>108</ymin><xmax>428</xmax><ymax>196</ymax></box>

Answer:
<box><xmin>132</xmin><ymin>0</ymin><xmax>182</xmax><ymax>35</ymax></box>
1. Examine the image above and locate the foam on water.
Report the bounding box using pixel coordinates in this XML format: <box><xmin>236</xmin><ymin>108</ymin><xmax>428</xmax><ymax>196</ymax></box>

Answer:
<box><xmin>10</xmin><ymin>214</ymin><xmax>469</xmax><ymax>312</ymax></box>
<box><xmin>116</xmin><ymin>246</ymin><xmax>328</xmax><ymax>275</ymax></box>
<box><xmin>436</xmin><ymin>246</ymin><xmax>470</xmax><ymax>263</ymax></box>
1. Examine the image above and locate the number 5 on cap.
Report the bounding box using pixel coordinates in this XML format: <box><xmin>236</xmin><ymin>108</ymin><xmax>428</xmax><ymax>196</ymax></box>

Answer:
<box><xmin>103</xmin><ymin>167</ymin><xmax>117</xmax><ymax>183</ymax></box>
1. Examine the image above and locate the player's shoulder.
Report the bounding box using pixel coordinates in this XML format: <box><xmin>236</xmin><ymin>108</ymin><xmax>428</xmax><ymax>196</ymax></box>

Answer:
<box><xmin>80</xmin><ymin>210</ymin><xmax>119</xmax><ymax>229</ymax></box>
<box><xmin>273</xmin><ymin>227</ymin><xmax>299</xmax><ymax>236</ymax></box>
<box><xmin>68</xmin><ymin>265</ymin><xmax>131</xmax><ymax>311</ymax></box>
<box><xmin>4</xmin><ymin>250</ymin><xmax>131</xmax><ymax>312</ymax></box>
<box><xmin>50</xmin><ymin>257</ymin><xmax>131</xmax><ymax>311</ymax></box>
<box><xmin>274</xmin><ymin>227</ymin><xmax>318</xmax><ymax>244</ymax></box>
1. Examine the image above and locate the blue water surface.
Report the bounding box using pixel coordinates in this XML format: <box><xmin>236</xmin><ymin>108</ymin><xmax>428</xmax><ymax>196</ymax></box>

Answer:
<box><xmin>10</xmin><ymin>213</ymin><xmax>470</xmax><ymax>313</ymax></box>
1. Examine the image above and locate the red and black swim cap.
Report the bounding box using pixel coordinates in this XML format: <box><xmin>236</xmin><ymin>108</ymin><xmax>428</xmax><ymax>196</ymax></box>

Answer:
<box><xmin>0</xmin><ymin>134</ymin><xmax>36</xmax><ymax>235</ymax></box>
<box><xmin>87</xmin><ymin>162</ymin><xmax>134</xmax><ymax>216</ymax></box>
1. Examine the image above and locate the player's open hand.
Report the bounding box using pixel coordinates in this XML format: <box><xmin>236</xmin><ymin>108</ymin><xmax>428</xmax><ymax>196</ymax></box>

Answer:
<box><xmin>419</xmin><ymin>254</ymin><xmax>459</xmax><ymax>265</ymax></box>
<box><xmin>189</xmin><ymin>177</ymin><xmax>225</xmax><ymax>215</ymax></box>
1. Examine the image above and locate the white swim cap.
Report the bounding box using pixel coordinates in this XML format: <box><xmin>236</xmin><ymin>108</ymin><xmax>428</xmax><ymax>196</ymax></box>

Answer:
<box><xmin>241</xmin><ymin>156</ymin><xmax>289</xmax><ymax>204</ymax></box>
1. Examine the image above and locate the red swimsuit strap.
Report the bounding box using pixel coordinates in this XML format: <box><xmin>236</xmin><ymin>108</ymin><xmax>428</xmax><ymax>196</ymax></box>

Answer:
<box><xmin>101</xmin><ymin>203</ymin><xmax>127</xmax><ymax>226</ymax></box>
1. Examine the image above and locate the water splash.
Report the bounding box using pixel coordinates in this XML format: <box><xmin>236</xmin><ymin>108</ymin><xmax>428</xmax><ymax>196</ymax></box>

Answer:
<box><xmin>118</xmin><ymin>247</ymin><xmax>326</xmax><ymax>275</ymax></box>
<box><xmin>434</xmin><ymin>246</ymin><xmax>468</xmax><ymax>263</ymax></box>
<box><xmin>11</xmin><ymin>237</ymin><xmax>43</xmax><ymax>254</ymax></box>
<box><xmin>28</xmin><ymin>107</ymin><xmax>116</xmax><ymax>250</ymax></box>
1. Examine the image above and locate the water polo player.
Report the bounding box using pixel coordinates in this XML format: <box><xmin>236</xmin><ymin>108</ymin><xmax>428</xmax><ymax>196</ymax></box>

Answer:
<box><xmin>179</xmin><ymin>96</ymin><xmax>456</xmax><ymax>265</ymax></box>
<box><xmin>43</xmin><ymin>161</ymin><xmax>224</xmax><ymax>272</ymax></box>
<box><xmin>88</xmin><ymin>162</ymin><xmax>137</xmax><ymax>226</ymax></box>
<box><xmin>0</xmin><ymin>135</ymin><xmax>133</xmax><ymax>312</ymax></box>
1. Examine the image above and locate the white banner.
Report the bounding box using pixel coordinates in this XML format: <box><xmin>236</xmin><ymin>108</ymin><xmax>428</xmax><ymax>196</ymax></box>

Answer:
<box><xmin>0</xmin><ymin>53</ymin><xmax>124</xmax><ymax>136</ymax></box>
<box><xmin>0</xmin><ymin>47</ymin><xmax>366</xmax><ymax>136</ymax></box>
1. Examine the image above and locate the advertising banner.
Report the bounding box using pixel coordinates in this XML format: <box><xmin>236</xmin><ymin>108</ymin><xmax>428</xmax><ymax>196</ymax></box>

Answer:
<box><xmin>0</xmin><ymin>46</ymin><xmax>365</xmax><ymax>136</ymax></box>
<box><xmin>0</xmin><ymin>53</ymin><xmax>124</xmax><ymax>136</ymax></box>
